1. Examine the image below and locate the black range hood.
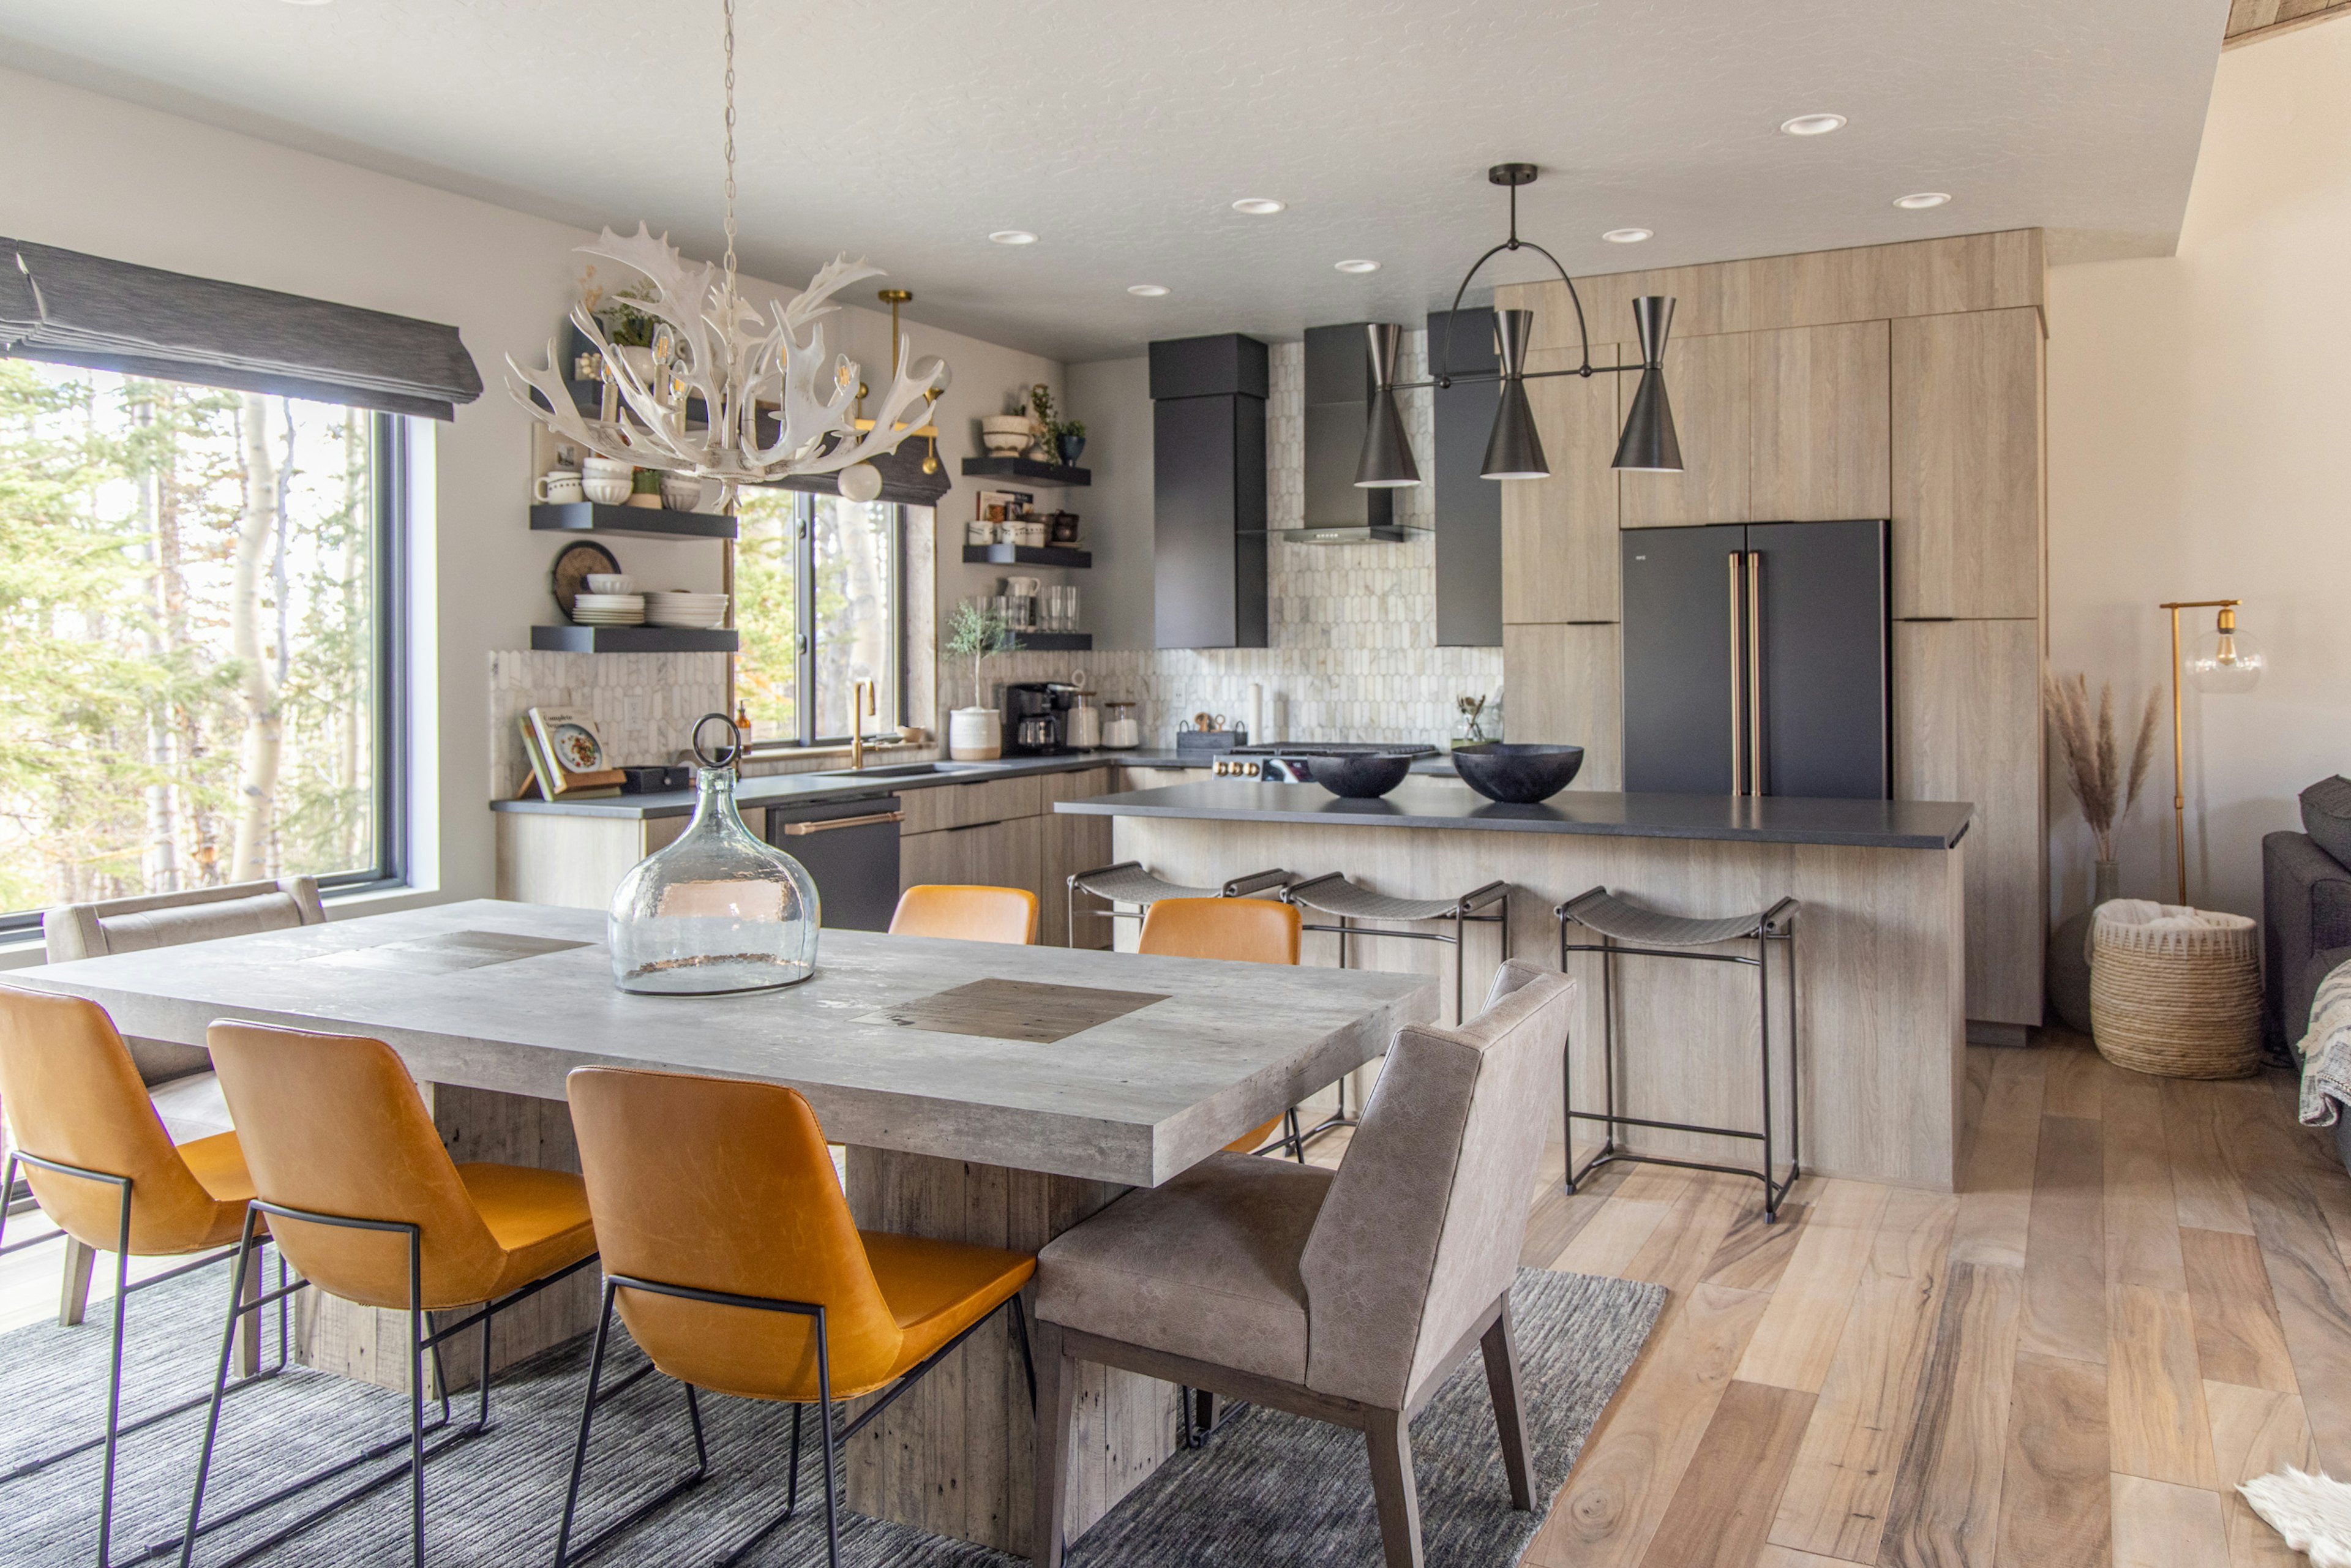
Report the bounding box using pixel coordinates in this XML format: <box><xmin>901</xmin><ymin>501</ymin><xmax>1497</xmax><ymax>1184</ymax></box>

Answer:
<box><xmin>1297</xmin><ymin>321</ymin><xmax>1423</xmax><ymax>544</ymax></box>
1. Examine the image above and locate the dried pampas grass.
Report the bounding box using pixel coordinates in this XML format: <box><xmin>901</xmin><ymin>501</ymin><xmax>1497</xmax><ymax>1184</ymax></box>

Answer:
<box><xmin>2045</xmin><ymin>672</ymin><xmax>2159</xmax><ymax>861</ymax></box>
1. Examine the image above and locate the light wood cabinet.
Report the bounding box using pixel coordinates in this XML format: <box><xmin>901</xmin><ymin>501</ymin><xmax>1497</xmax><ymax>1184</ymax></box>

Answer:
<box><xmin>899</xmin><ymin>814</ymin><xmax>1044</xmax><ymax>900</ymax></box>
<box><xmin>494</xmin><ymin>811</ymin><xmax>684</xmax><ymax>910</ymax></box>
<box><xmin>1502</xmin><ymin>345</ymin><xmax>1619</xmax><ymax>624</ymax></box>
<box><xmin>899</xmin><ymin>774</ymin><xmax>1043</xmax><ymax>835</ymax></box>
<box><xmin>1750</xmin><ymin>320</ymin><xmax>1891</xmax><ymax>522</ymax></box>
<box><xmin>1040</xmin><ymin>767</ymin><xmax>1117</xmax><ymax>948</ymax></box>
<box><xmin>1892</xmin><ymin>307</ymin><xmax>2044</xmax><ymax>618</ymax></box>
<box><xmin>1502</xmin><ymin>623</ymin><xmax>1622</xmax><ymax>790</ymax></box>
<box><xmin>1620</xmin><ymin>331</ymin><xmax>1752</xmax><ymax>528</ymax></box>
<box><xmin>1895</xmin><ymin>618</ymin><xmax>2045</xmax><ymax>1027</ymax></box>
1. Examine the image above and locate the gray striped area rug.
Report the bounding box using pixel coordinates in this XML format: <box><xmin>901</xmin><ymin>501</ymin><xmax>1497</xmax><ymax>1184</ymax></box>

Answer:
<box><xmin>2</xmin><ymin>1265</ymin><xmax>1660</xmax><ymax>1566</ymax></box>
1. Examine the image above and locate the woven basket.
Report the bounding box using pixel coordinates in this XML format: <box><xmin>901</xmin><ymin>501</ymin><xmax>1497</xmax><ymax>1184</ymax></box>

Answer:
<box><xmin>2089</xmin><ymin>899</ymin><xmax>2262</xmax><ymax>1078</ymax></box>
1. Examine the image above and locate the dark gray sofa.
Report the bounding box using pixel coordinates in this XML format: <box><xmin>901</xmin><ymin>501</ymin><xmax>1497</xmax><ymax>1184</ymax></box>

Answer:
<box><xmin>2264</xmin><ymin>776</ymin><xmax>2351</xmax><ymax>1174</ymax></box>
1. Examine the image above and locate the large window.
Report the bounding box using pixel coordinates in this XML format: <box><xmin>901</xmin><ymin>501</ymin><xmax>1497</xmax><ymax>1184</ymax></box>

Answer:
<box><xmin>733</xmin><ymin>489</ymin><xmax>902</xmax><ymax>746</ymax></box>
<box><xmin>0</xmin><ymin>362</ymin><xmax>403</xmax><ymax>928</ymax></box>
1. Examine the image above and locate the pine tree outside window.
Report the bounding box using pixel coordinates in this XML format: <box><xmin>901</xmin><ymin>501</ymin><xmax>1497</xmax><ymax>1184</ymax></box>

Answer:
<box><xmin>732</xmin><ymin>489</ymin><xmax>903</xmax><ymax>747</ymax></box>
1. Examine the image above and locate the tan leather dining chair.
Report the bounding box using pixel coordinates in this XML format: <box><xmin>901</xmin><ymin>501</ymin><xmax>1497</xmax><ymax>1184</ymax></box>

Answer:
<box><xmin>558</xmin><ymin>1067</ymin><xmax>1038</xmax><ymax>1568</ymax></box>
<box><xmin>181</xmin><ymin>1022</ymin><xmax>599</xmax><ymax>1568</ymax></box>
<box><xmin>1137</xmin><ymin>898</ymin><xmax>1307</xmax><ymax>1161</ymax></box>
<box><xmin>889</xmin><ymin>883</ymin><xmax>1040</xmax><ymax>945</ymax></box>
<box><xmin>0</xmin><ymin>985</ymin><xmax>283</xmax><ymax>1568</ymax></box>
<box><xmin>1031</xmin><ymin>959</ymin><xmax>1573</xmax><ymax>1568</ymax></box>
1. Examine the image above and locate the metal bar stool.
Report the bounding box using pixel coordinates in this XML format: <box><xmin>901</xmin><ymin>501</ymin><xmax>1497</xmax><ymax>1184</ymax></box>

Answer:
<box><xmin>1064</xmin><ymin>860</ymin><xmax>1292</xmax><ymax>947</ymax></box>
<box><xmin>1555</xmin><ymin>887</ymin><xmax>1801</xmax><ymax>1220</ymax></box>
<box><xmin>1280</xmin><ymin>874</ymin><xmax>1510</xmax><ymax>1153</ymax></box>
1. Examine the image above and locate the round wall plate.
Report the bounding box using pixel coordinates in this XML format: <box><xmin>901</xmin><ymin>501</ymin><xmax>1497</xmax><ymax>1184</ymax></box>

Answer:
<box><xmin>550</xmin><ymin>541</ymin><xmax>623</xmax><ymax>620</ymax></box>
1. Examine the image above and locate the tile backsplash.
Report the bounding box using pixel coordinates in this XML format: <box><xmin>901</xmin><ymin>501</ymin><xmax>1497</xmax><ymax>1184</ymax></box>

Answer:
<box><xmin>488</xmin><ymin>333</ymin><xmax>1502</xmax><ymax>797</ymax></box>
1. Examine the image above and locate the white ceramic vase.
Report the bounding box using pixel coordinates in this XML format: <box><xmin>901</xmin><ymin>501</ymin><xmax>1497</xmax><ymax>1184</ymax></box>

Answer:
<box><xmin>948</xmin><ymin>707</ymin><xmax>1002</xmax><ymax>760</ymax></box>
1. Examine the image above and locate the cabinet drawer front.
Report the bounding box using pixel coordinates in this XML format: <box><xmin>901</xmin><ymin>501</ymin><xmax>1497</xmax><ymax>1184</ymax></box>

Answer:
<box><xmin>899</xmin><ymin>815</ymin><xmax>1043</xmax><ymax>896</ymax></box>
<box><xmin>1040</xmin><ymin>766</ymin><xmax>1115</xmax><ymax>807</ymax></box>
<box><xmin>899</xmin><ymin>775</ymin><xmax>1043</xmax><ymax>834</ymax></box>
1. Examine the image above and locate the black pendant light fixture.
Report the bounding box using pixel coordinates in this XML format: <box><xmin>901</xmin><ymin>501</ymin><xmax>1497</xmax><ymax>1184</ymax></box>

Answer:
<box><xmin>1355</xmin><ymin>163</ymin><xmax>1683</xmax><ymax>487</ymax></box>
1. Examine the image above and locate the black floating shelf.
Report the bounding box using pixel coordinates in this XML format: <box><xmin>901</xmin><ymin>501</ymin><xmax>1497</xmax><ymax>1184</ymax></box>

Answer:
<box><xmin>960</xmin><ymin>456</ymin><xmax>1091</xmax><ymax>487</ymax></box>
<box><xmin>961</xmin><ymin>544</ymin><xmax>1092</xmax><ymax>568</ymax></box>
<box><xmin>531</xmin><ymin>626</ymin><xmax>740</xmax><ymax>653</ymax></box>
<box><xmin>530</xmin><ymin>502</ymin><xmax>737</xmax><ymax>541</ymax></box>
<box><xmin>1013</xmin><ymin>632</ymin><xmax>1093</xmax><ymax>651</ymax></box>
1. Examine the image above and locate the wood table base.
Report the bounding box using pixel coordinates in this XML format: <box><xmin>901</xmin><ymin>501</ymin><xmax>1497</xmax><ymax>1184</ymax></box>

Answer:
<box><xmin>294</xmin><ymin>1083</ymin><xmax>600</xmax><ymax>1397</ymax></box>
<box><xmin>844</xmin><ymin>1146</ymin><xmax>1179</xmax><ymax>1556</ymax></box>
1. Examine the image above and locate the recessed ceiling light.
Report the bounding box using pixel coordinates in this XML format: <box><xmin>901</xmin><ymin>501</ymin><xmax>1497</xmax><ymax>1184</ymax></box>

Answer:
<box><xmin>1779</xmin><ymin>113</ymin><xmax>1848</xmax><ymax>137</ymax></box>
<box><xmin>987</xmin><ymin>230</ymin><xmax>1038</xmax><ymax>246</ymax></box>
<box><xmin>1601</xmin><ymin>228</ymin><xmax>1653</xmax><ymax>244</ymax></box>
<box><xmin>1892</xmin><ymin>191</ymin><xmax>1952</xmax><ymax>210</ymax></box>
<box><xmin>1127</xmin><ymin>283</ymin><xmax>1170</xmax><ymax>297</ymax></box>
<box><xmin>1232</xmin><ymin>198</ymin><xmax>1286</xmax><ymax>216</ymax></box>
<box><xmin>1334</xmin><ymin>259</ymin><xmax>1381</xmax><ymax>274</ymax></box>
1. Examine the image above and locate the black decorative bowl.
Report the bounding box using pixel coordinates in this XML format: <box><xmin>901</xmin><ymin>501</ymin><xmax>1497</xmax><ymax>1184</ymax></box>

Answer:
<box><xmin>1306</xmin><ymin>752</ymin><xmax>1417</xmax><ymax>800</ymax></box>
<box><xmin>1449</xmin><ymin>743</ymin><xmax>1585</xmax><ymax>804</ymax></box>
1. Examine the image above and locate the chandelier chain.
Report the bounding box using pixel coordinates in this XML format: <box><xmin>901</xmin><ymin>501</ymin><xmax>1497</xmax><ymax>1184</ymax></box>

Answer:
<box><xmin>721</xmin><ymin>0</ymin><xmax>738</xmax><ymax>306</ymax></box>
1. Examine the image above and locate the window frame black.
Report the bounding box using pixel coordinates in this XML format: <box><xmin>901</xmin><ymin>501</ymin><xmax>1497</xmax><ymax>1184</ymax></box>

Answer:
<box><xmin>0</xmin><ymin>405</ymin><xmax>410</xmax><ymax>934</ymax></box>
<box><xmin>737</xmin><ymin>489</ymin><xmax>909</xmax><ymax>751</ymax></box>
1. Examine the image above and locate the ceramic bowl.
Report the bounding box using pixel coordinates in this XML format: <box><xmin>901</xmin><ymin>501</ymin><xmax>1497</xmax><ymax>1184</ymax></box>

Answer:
<box><xmin>584</xmin><ymin>574</ymin><xmax>634</xmax><ymax>595</ymax></box>
<box><xmin>1306</xmin><ymin>752</ymin><xmax>1417</xmax><ymax>799</ymax></box>
<box><xmin>1447</xmin><ymin>743</ymin><xmax>1586</xmax><ymax>804</ymax></box>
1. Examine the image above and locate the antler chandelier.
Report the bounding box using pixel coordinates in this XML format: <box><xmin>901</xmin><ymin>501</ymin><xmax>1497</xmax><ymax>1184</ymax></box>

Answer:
<box><xmin>505</xmin><ymin>0</ymin><xmax>947</xmax><ymax>504</ymax></box>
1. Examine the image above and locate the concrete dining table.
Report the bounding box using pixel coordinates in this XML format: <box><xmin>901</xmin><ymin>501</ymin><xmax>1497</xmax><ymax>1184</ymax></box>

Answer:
<box><xmin>10</xmin><ymin>898</ymin><xmax>1435</xmax><ymax>1556</ymax></box>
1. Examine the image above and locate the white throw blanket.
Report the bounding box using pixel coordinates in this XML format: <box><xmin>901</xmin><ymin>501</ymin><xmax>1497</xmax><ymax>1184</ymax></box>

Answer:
<box><xmin>2300</xmin><ymin>959</ymin><xmax>2351</xmax><ymax>1128</ymax></box>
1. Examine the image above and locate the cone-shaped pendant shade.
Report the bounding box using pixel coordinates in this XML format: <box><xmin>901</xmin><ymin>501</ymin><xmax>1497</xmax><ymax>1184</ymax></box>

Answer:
<box><xmin>1354</xmin><ymin>323</ymin><xmax>1421</xmax><ymax>487</ymax></box>
<box><xmin>1480</xmin><ymin>307</ymin><xmax>1548</xmax><ymax>481</ymax></box>
<box><xmin>1480</xmin><ymin>378</ymin><xmax>1548</xmax><ymax>480</ymax></box>
<box><xmin>1611</xmin><ymin>295</ymin><xmax>1683</xmax><ymax>472</ymax></box>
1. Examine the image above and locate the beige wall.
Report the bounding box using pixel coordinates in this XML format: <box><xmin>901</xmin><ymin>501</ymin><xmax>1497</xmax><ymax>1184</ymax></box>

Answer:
<box><xmin>0</xmin><ymin>64</ymin><xmax>1059</xmax><ymax>923</ymax></box>
<box><xmin>2047</xmin><ymin>17</ymin><xmax>2351</xmax><ymax>924</ymax></box>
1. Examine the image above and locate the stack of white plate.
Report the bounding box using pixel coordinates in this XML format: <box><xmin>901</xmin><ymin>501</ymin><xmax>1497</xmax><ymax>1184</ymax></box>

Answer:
<box><xmin>644</xmin><ymin>591</ymin><xmax>731</xmax><ymax>629</ymax></box>
<box><xmin>571</xmin><ymin>593</ymin><xmax>646</xmax><ymax>626</ymax></box>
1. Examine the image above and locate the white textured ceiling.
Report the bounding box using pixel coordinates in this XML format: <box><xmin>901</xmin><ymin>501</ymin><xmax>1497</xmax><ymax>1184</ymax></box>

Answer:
<box><xmin>0</xmin><ymin>0</ymin><xmax>2226</xmax><ymax>362</ymax></box>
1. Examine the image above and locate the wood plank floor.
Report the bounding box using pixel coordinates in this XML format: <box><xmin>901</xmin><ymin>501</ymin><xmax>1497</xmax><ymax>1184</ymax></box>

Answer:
<box><xmin>1359</xmin><ymin>1026</ymin><xmax>2349</xmax><ymax>1568</ymax></box>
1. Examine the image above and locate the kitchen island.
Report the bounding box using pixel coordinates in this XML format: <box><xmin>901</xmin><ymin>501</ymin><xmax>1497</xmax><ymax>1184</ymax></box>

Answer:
<box><xmin>1060</xmin><ymin>778</ymin><xmax>1974</xmax><ymax>1190</ymax></box>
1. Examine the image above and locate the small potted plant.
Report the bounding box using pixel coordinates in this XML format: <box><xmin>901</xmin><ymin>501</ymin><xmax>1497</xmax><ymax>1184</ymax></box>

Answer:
<box><xmin>1055</xmin><ymin>418</ymin><xmax>1087</xmax><ymax>467</ymax></box>
<box><xmin>944</xmin><ymin>599</ymin><xmax>1021</xmax><ymax>760</ymax></box>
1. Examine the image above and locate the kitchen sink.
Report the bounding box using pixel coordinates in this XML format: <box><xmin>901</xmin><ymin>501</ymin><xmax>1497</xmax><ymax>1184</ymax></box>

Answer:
<box><xmin>811</xmin><ymin>761</ymin><xmax>996</xmax><ymax>779</ymax></box>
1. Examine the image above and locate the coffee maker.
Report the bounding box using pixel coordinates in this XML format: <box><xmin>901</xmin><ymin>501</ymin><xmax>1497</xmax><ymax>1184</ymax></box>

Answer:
<box><xmin>1002</xmin><ymin>683</ymin><xmax>1075</xmax><ymax>756</ymax></box>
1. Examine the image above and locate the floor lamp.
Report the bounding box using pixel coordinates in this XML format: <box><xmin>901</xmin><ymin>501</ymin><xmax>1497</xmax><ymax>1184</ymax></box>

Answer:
<box><xmin>2158</xmin><ymin>598</ymin><xmax>2265</xmax><ymax>905</ymax></box>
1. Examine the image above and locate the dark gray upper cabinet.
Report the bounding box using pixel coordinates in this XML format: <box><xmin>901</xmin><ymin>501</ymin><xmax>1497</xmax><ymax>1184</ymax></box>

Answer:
<box><xmin>1429</xmin><ymin>307</ymin><xmax>1502</xmax><ymax>647</ymax></box>
<box><xmin>1302</xmin><ymin>323</ymin><xmax>1394</xmax><ymax>537</ymax></box>
<box><xmin>1150</xmin><ymin>333</ymin><xmax>1268</xmax><ymax>648</ymax></box>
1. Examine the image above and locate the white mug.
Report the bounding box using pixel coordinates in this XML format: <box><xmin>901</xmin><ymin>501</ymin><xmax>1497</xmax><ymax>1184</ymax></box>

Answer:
<box><xmin>534</xmin><ymin>470</ymin><xmax>584</xmax><ymax>504</ymax></box>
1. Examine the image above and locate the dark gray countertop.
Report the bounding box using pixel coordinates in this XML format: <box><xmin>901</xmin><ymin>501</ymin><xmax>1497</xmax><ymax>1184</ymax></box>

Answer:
<box><xmin>1054</xmin><ymin>779</ymin><xmax>1974</xmax><ymax>850</ymax></box>
<box><xmin>489</xmin><ymin>748</ymin><xmax>1215</xmax><ymax>820</ymax></box>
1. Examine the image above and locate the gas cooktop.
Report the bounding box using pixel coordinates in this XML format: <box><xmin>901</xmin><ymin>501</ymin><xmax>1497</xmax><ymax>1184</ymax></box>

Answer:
<box><xmin>1227</xmin><ymin>742</ymin><xmax>1439</xmax><ymax>757</ymax></box>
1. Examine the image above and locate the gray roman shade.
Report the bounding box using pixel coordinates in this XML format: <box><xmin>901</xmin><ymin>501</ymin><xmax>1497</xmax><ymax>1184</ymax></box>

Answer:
<box><xmin>0</xmin><ymin>236</ymin><xmax>483</xmax><ymax>421</ymax></box>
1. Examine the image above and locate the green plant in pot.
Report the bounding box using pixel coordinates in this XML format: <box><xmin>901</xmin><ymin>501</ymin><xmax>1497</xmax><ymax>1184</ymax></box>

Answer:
<box><xmin>1054</xmin><ymin>418</ymin><xmax>1087</xmax><ymax>466</ymax></box>
<box><xmin>944</xmin><ymin>599</ymin><xmax>1021</xmax><ymax>760</ymax></box>
<box><xmin>2044</xmin><ymin>672</ymin><xmax>2161</xmax><ymax>1032</ymax></box>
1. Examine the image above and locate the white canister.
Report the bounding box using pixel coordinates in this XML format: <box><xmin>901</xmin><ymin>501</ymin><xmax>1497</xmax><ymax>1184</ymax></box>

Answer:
<box><xmin>948</xmin><ymin>707</ymin><xmax>1002</xmax><ymax>760</ymax></box>
<box><xmin>1065</xmin><ymin>675</ymin><xmax>1101</xmax><ymax>749</ymax></box>
<box><xmin>1100</xmin><ymin>701</ymin><xmax>1140</xmax><ymax>749</ymax></box>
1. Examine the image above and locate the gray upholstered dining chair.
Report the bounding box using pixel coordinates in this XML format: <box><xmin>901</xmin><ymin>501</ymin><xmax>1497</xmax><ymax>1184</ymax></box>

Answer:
<box><xmin>1030</xmin><ymin>958</ymin><xmax>1573</xmax><ymax>1568</ymax></box>
<box><xmin>27</xmin><ymin>876</ymin><xmax>323</xmax><ymax>1324</ymax></box>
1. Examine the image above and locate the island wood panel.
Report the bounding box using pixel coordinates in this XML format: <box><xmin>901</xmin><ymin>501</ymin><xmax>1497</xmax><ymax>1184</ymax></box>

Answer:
<box><xmin>1892</xmin><ymin>306</ymin><xmax>2045</xmax><ymax>619</ymax></box>
<box><xmin>899</xmin><ymin>814</ymin><xmax>1044</xmax><ymax>900</ymax></box>
<box><xmin>1498</xmin><ymin>228</ymin><xmax>2044</xmax><ymax>347</ymax></box>
<box><xmin>842</xmin><ymin>1147</ymin><xmax>1176</xmax><ymax>1556</ymax></box>
<box><xmin>1502</xmin><ymin>623</ymin><xmax>1622</xmax><ymax>790</ymax></box>
<box><xmin>1750</xmin><ymin>319</ymin><xmax>1892</xmax><ymax>523</ymax></box>
<box><xmin>1895</xmin><ymin>618</ymin><xmax>2045</xmax><ymax>1027</ymax></box>
<box><xmin>1109</xmin><ymin>814</ymin><xmax>1965</xmax><ymax>1189</ymax></box>
<box><xmin>1040</xmin><ymin>767</ymin><xmax>1117</xmax><ymax>947</ymax></box>
<box><xmin>1502</xmin><ymin>345</ymin><xmax>1621</xmax><ymax>625</ymax></box>
<box><xmin>1619</xmin><ymin>331</ymin><xmax>1752</xmax><ymax>527</ymax></box>
<box><xmin>493</xmin><ymin>810</ymin><xmax>685</xmax><ymax>910</ymax></box>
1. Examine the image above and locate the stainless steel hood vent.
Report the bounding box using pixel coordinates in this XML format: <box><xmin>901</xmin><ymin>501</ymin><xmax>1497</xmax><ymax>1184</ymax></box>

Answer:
<box><xmin>1300</xmin><ymin>321</ymin><xmax>1424</xmax><ymax>544</ymax></box>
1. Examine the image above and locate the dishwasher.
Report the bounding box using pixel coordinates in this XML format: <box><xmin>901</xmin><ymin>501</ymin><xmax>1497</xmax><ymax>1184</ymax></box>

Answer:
<box><xmin>763</xmin><ymin>795</ymin><xmax>903</xmax><ymax>931</ymax></box>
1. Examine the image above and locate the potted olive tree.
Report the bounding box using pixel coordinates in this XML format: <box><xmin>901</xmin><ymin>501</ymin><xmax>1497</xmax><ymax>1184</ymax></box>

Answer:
<box><xmin>944</xmin><ymin>599</ymin><xmax>1021</xmax><ymax>760</ymax></box>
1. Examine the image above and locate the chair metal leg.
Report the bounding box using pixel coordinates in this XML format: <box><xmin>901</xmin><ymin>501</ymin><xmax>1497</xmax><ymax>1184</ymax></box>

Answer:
<box><xmin>555</xmin><ymin>1283</ymin><xmax>710</xmax><ymax>1568</ymax></box>
<box><xmin>407</xmin><ymin>1235</ymin><xmax>426</xmax><ymax>1568</ymax></box>
<box><xmin>1009</xmin><ymin>1291</ymin><xmax>1038</xmax><ymax>1412</ymax></box>
<box><xmin>96</xmin><ymin>1179</ymin><xmax>133</xmax><ymax>1567</ymax></box>
<box><xmin>815</xmin><ymin>1315</ymin><xmax>839</xmax><ymax>1568</ymax></box>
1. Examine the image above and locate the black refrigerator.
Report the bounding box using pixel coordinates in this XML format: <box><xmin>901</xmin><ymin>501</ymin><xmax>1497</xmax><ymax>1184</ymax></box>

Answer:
<box><xmin>1620</xmin><ymin>520</ymin><xmax>1889</xmax><ymax>800</ymax></box>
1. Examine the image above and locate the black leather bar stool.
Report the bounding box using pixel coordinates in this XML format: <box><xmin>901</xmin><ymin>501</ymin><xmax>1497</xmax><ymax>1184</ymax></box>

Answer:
<box><xmin>1555</xmin><ymin>887</ymin><xmax>1802</xmax><ymax>1220</ymax></box>
<box><xmin>1063</xmin><ymin>861</ymin><xmax>1291</xmax><ymax>947</ymax></box>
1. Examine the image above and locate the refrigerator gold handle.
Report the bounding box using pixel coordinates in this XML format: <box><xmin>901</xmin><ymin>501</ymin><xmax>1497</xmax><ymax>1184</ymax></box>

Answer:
<box><xmin>1728</xmin><ymin>551</ymin><xmax>1745</xmax><ymax>796</ymax></box>
<box><xmin>1747</xmin><ymin>550</ymin><xmax>1763</xmax><ymax>797</ymax></box>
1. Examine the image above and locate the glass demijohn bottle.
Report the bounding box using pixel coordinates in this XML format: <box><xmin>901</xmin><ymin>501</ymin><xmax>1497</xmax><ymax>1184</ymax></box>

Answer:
<box><xmin>608</xmin><ymin>715</ymin><xmax>820</xmax><ymax>994</ymax></box>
